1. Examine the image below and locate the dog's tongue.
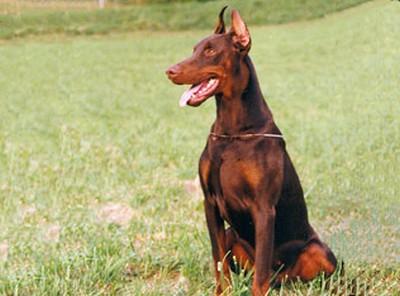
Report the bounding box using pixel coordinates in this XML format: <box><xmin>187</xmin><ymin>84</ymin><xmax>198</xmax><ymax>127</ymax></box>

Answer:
<box><xmin>179</xmin><ymin>83</ymin><xmax>204</xmax><ymax>107</ymax></box>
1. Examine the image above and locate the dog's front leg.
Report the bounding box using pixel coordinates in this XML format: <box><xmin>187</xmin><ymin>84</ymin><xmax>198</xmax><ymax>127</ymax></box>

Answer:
<box><xmin>251</xmin><ymin>205</ymin><xmax>275</xmax><ymax>296</ymax></box>
<box><xmin>204</xmin><ymin>198</ymin><xmax>230</xmax><ymax>295</ymax></box>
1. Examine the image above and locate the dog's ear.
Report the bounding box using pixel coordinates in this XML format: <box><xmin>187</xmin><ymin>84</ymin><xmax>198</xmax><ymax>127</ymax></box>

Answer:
<box><xmin>214</xmin><ymin>6</ymin><xmax>228</xmax><ymax>34</ymax></box>
<box><xmin>230</xmin><ymin>9</ymin><xmax>251</xmax><ymax>53</ymax></box>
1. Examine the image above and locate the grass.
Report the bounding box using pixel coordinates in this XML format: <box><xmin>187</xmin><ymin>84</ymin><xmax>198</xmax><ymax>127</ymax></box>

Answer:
<box><xmin>0</xmin><ymin>0</ymin><xmax>399</xmax><ymax>295</ymax></box>
<box><xmin>0</xmin><ymin>0</ymin><xmax>372</xmax><ymax>39</ymax></box>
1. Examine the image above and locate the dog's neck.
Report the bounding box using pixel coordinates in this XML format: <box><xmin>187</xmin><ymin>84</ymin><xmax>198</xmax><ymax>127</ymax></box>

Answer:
<box><xmin>213</xmin><ymin>56</ymin><xmax>274</xmax><ymax>135</ymax></box>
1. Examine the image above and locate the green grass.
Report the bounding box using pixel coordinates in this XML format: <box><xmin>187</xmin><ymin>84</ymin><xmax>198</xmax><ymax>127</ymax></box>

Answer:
<box><xmin>0</xmin><ymin>0</ymin><xmax>399</xmax><ymax>295</ymax></box>
<box><xmin>0</xmin><ymin>0</ymin><xmax>371</xmax><ymax>39</ymax></box>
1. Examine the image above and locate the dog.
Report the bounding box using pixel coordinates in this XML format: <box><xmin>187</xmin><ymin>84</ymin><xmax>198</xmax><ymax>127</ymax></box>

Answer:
<box><xmin>166</xmin><ymin>7</ymin><xmax>337</xmax><ymax>296</ymax></box>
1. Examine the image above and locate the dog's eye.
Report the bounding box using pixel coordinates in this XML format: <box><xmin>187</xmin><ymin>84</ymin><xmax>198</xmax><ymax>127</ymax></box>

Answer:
<box><xmin>204</xmin><ymin>48</ymin><xmax>216</xmax><ymax>57</ymax></box>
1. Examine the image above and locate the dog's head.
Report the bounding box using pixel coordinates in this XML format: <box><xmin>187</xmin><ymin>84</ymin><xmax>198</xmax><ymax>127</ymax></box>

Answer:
<box><xmin>166</xmin><ymin>7</ymin><xmax>252</xmax><ymax>107</ymax></box>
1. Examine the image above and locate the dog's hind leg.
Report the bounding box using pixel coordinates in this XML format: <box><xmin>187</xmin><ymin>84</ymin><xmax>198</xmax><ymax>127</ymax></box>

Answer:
<box><xmin>275</xmin><ymin>238</ymin><xmax>337</xmax><ymax>283</ymax></box>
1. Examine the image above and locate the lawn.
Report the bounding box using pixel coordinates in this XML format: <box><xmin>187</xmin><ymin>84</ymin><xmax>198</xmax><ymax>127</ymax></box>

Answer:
<box><xmin>0</xmin><ymin>0</ymin><xmax>399</xmax><ymax>295</ymax></box>
<box><xmin>0</xmin><ymin>0</ymin><xmax>371</xmax><ymax>39</ymax></box>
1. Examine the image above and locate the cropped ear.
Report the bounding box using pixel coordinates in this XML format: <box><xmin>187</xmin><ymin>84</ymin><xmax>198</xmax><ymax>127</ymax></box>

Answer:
<box><xmin>230</xmin><ymin>9</ymin><xmax>251</xmax><ymax>53</ymax></box>
<box><xmin>214</xmin><ymin>6</ymin><xmax>228</xmax><ymax>34</ymax></box>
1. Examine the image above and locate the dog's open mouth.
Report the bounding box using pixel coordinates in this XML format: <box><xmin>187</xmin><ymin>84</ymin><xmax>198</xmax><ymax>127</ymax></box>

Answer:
<box><xmin>179</xmin><ymin>78</ymin><xmax>219</xmax><ymax>107</ymax></box>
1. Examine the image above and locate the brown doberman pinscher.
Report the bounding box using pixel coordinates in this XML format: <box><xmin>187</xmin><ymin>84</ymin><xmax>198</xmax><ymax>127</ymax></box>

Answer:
<box><xmin>166</xmin><ymin>7</ymin><xmax>337</xmax><ymax>296</ymax></box>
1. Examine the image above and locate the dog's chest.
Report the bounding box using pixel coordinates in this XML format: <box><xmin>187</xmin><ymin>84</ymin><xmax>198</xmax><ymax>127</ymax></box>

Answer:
<box><xmin>200</xmin><ymin>139</ymin><xmax>267</xmax><ymax>221</ymax></box>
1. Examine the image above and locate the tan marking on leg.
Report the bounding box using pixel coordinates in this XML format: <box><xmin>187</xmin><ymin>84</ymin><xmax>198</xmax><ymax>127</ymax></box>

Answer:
<box><xmin>232</xmin><ymin>243</ymin><xmax>254</xmax><ymax>272</ymax></box>
<box><xmin>252</xmin><ymin>279</ymin><xmax>270</xmax><ymax>296</ymax></box>
<box><xmin>199</xmin><ymin>158</ymin><xmax>211</xmax><ymax>186</ymax></box>
<box><xmin>277</xmin><ymin>243</ymin><xmax>336</xmax><ymax>282</ymax></box>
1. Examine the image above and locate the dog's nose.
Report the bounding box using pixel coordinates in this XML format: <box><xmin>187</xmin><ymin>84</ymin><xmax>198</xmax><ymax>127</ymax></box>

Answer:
<box><xmin>165</xmin><ymin>64</ymin><xmax>180</xmax><ymax>79</ymax></box>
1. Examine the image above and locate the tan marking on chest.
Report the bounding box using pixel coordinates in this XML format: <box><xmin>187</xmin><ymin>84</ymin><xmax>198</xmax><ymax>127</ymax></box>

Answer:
<box><xmin>239</xmin><ymin>161</ymin><xmax>263</xmax><ymax>189</ymax></box>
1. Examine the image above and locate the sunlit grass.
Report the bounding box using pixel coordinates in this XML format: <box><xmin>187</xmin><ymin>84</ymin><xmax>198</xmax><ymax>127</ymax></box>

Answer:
<box><xmin>0</xmin><ymin>0</ymin><xmax>399</xmax><ymax>295</ymax></box>
<box><xmin>0</xmin><ymin>0</ymin><xmax>370</xmax><ymax>39</ymax></box>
